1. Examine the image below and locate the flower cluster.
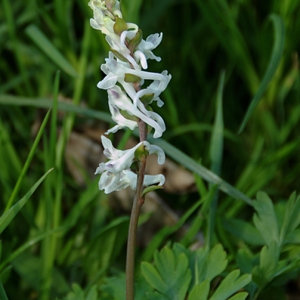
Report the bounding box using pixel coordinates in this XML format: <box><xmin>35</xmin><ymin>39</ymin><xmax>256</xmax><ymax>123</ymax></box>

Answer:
<box><xmin>89</xmin><ymin>0</ymin><xmax>171</xmax><ymax>194</ymax></box>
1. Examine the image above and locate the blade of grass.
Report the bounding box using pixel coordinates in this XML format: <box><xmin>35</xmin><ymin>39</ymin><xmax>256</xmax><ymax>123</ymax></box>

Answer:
<box><xmin>0</xmin><ymin>169</ymin><xmax>53</xmax><ymax>235</ymax></box>
<box><xmin>25</xmin><ymin>24</ymin><xmax>78</xmax><ymax>78</ymax></box>
<box><xmin>0</xmin><ymin>94</ymin><xmax>111</xmax><ymax>123</ymax></box>
<box><xmin>40</xmin><ymin>71</ymin><xmax>60</xmax><ymax>300</ymax></box>
<box><xmin>238</xmin><ymin>14</ymin><xmax>285</xmax><ymax>134</ymax></box>
<box><xmin>0</xmin><ymin>282</ymin><xmax>9</xmax><ymax>300</ymax></box>
<box><xmin>4</xmin><ymin>109</ymin><xmax>51</xmax><ymax>211</ymax></box>
<box><xmin>3</xmin><ymin>0</ymin><xmax>33</xmax><ymax>95</ymax></box>
<box><xmin>149</xmin><ymin>137</ymin><xmax>253</xmax><ymax>206</ymax></box>
<box><xmin>0</xmin><ymin>227</ymin><xmax>64</xmax><ymax>273</ymax></box>
<box><xmin>206</xmin><ymin>70</ymin><xmax>225</xmax><ymax>250</ymax></box>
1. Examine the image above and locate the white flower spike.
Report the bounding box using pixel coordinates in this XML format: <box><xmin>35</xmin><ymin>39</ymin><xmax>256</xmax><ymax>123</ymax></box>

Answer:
<box><xmin>90</xmin><ymin>0</ymin><xmax>170</xmax><ymax>193</ymax></box>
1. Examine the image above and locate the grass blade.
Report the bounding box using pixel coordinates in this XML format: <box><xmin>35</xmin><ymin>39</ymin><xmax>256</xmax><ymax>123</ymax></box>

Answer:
<box><xmin>207</xmin><ymin>70</ymin><xmax>225</xmax><ymax>249</ymax></box>
<box><xmin>5</xmin><ymin>109</ymin><xmax>51</xmax><ymax>211</ymax></box>
<box><xmin>0</xmin><ymin>282</ymin><xmax>9</xmax><ymax>300</ymax></box>
<box><xmin>0</xmin><ymin>169</ymin><xmax>53</xmax><ymax>235</ymax></box>
<box><xmin>149</xmin><ymin>137</ymin><xmax>253</xmax><ymax>206</ymax></box>
<box><xmin>238</xmin><ymin>14</ymin><xmax>285</xmax><ymax>133</ymax></box>
<box><xmin>0</xmin><ymin>95</ymin><xmax>112</xmax><ymax>123</ymax></box>
<box><xmin>25</xmin><ymin>24</ymin><xmax>78</xmax><ymax>78</ymax></box>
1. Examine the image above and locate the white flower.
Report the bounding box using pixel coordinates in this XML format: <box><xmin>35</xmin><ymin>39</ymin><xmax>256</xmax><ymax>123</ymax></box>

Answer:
<box><xmin>106</xmin><ymin>86</ymin><xmax>166</xmax><ymax>138</ymax></box>
<box><xmin>97</xmin><ymin>169</ymin><xmax>165</xmax><ymax>194</ymax></box>
<box><xmin>123</xmin><ymin>170</ymin><xmax>165</xmax><ymax>190</ymax></box>
<box><xmin>97</xmin><ymin>53</ymin><xmax>171</xmax><ymax>108</ymax></box>
<box><xmin>95</xmin><ymin>136</ymin><xmax>165</xmax><ymax>193</ymax></box>
<box><xmin>134</xmin><ymin>33</ymin><xmax>163</xmax><ymax>69</ymax></box>
<box><xmin>88</xmin><ymin>0</ymin><xmax>121</xmax><ymax>36</ymax></box>
<box><xmin>106</xmin><ymin>30</ymin><xmax>140</xmax><ymax>70</ymax></box>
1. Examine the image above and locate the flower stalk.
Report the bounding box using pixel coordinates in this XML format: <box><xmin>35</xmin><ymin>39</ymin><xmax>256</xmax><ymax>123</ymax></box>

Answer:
<box><xmin>88</xmin><ymin>0</ymin><xmax>171</xmax><ymax>298</ymax></box>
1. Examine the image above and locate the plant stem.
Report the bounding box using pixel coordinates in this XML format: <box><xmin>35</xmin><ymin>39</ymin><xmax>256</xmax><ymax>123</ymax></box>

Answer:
<box><xmin>126</xmin><ymin>119</ymin><xmax>147</xmax><ymax>300</ymax></box>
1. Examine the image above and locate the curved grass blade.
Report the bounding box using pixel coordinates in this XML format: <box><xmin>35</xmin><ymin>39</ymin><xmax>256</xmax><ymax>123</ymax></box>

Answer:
<box><xmin>0</xmin><ymin>169</ymin><xmax>53</xmax><ymax>235</ymax></box>
<box><xmin>4</xmin><ymin>109</ymin><xmax>51</xmax><ymax>211</ymax></box>
<box><xmin>238</xmin><ymin>14</ymin><xmax>285</xmax><ymax>134</ymax></box>
<box><xmin>207</xmin><ymin>70</ymin><xmax>225</xmax><ymax>249</ymax></box>
<box><xmin>0</xmin><ymin>282</ymin><xmax>9</xmax><ymax>300</ymax></box>
<box><xmin>149</xmin><ymin>137</ymin><xmax>253</xmax><ymax>206</ymax></box>
<box><xmin>25</xmin><ymin>24</ymin><xmax>78</xmax><ymax>78</ymax></box>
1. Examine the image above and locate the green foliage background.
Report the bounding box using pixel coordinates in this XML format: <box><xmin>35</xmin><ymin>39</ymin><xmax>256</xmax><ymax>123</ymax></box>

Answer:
<box><xmin>0</xmin><ymin>0</ymin><xmax>300</xmax><ymax>299</ymax></box>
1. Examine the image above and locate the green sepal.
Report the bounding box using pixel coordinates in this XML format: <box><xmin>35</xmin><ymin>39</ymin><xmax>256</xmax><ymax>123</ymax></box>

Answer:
<box><xmin>140</xmin><ymin>93</ymin><xmax>154</xmax><ymax>105</ymax></box>
<box><xmin>124</xmin><ymin>73</ymin><xmax>142</xmax><ymax>83</ymax></box>
<box><xmin>113</xmin><ymin>16</ymin><xmax>127</xmax><ymax>35</ymax></box>
<box><xmin>142</xmin><ymin>185</ymin><xmax>164</xmax><ymax>197</ymax></box>
<box><xmin>110</xmin><ymin>49</ymin><xmax>128</xmax><ymax>62</ymax></box>
<box><xmin>128</xmin><ymin>29</ymin><xmax>143</xmax><ymax>53</ymax></box>
<box><xmin>119</xmin><ymin>109</ymin><xmax>139</xmax><ymax>122</ymax></box>
<box><xmin>134</xmin><ymin>143</ymin><xmax>149</xmax><ymax>161</ymax></box>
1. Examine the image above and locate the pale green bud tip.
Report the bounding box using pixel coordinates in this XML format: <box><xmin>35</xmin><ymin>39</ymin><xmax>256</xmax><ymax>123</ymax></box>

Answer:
<box><xmin>134</xmin><ymin>144</ymin><xmax>149</xmax><ymax>161</ymax></box>
<box><xmin>124</xmin><ymin>73</ymin><xmax>142</xmax><ymax>83</ymax></box>
<box><xmin>128</xmin><ymin>29</ymin><xmax>143</xmax><ymax>53</ymax></box>
<box><xmin>113</xmin><ymin>17</ymin><xmax>127</xmax><ymax>35</ymax></box>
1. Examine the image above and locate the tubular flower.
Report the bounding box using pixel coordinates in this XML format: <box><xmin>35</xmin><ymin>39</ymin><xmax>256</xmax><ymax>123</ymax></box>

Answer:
<box><xmin>95</xmin><ymin>136</ymin><xmax>165</xmax><ymax>194</ymax></box>
<box><xmin>89</xmin><ymin>0</ymin><xmax>170</xmax><ymax>193</ymax></box>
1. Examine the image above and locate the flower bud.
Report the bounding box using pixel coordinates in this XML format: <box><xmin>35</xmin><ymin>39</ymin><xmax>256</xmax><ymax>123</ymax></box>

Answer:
<box><xmin>127</xmin><ymin>29</ymin><xmax>143</xmax><ymax>53</ymax></box>
<box><xmin>113</xmin><ymin>16</ymin><xmax>127</xmax><ymax>35</ymax></box>
<box><xmin>134</xmin><ymin>143</ymin><xmax>149</xmax><ymax>162</ymax></box>
<box><xmin>124</xmin><ymin>73</ymin><xmax>142</xmax><ymax>83</ymax></box>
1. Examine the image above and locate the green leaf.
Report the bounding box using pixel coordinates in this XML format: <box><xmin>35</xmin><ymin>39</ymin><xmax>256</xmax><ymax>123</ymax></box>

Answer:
<box><xmin>253</xmin><ymin>192</ymin><xmax>279</xmax><ymax>246</ymax></box>
<box><xmin>236</xmin><ymin>249</ymin><xmax>254</xmax><ymax>274</ymax></box>
<box><xmin>0</xmin><ymin>169</ymin><xmax>53</xmax><ymax>234</ymax></box>
<box><xmin>205</xmin><ymin>244</ymin><xmax>228</xmax><ymax>281</ymax></box>
<box><xmin>209</xmin><ymin>270</ymin><xmax>251</xmax><ymax>300</ymax></box>
<box><xmin>12</xmin><ymin>252</ymin><xmax>69</xmax><ymax>295</ymax></box>
<box><xmin>101</xmin><ymin>275</ymin><xmax>126</xmax><ymax>300</ymax></box>
<box><xmin>286</xmin><ymin>228</ymin><xmax>300</xmax><ymax>244</ymax></box>
<box><xmin>279</xmin><ymin>193</ymin><xmax>300</xmax><ymax>245</ymax></box>
<box><xmin>25</xmin><ymin>24</ymin><xmax>78</xmax><ymax>77</ymax></box>
<box><xmin>188</xmin><ymin>280</ymin><xmax>210</xmax><ymax>300</ymax></box>
<box><xmin>222</xmin><ymin>218</ymin><xmax>265</xmax><ymax>245</ymax></box>
<box><xmin>238</xmin><ymin>14</ymin><xmax>285</xmax><ymax>133</ymax></box>
<box><xmin>252</xmin><ymin>242</ymin><xmax>280</xmax><ymax>288</ymax></box>
<box><xmin>146</xmin><ymin>292</ymin><xmax>169</xmax><ymax>300</ymax></box>
<box><xmin>86</xmin><ymin>286</ymin><xmax>98</xmax><ymax>300</ymax></box>
<box><xmin>227</xmin><ymin>292</ymin><xmax>249</xmax><ymax>300</ymax></box>
<box><xmin>193</xmin><ymin>244</ymin><xmax>227</xmax><ymax>285</ymax></box>
<box><xmin>141</xmin><ymin>246</ymin><xmax>191</xmax><ymax>300</ymax></box>
<box><xmin>210</xmin><ymin>70</ymin><xmax>225</xmax><ymax>176</ymax></box>
<box><xmin>0</xmin><ymin>282</ymin><xmax>9</xmax><ymax>300</ymax></box>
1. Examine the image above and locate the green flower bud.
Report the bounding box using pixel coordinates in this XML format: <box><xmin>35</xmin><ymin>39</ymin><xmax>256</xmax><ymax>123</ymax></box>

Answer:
<box><xmin>134</xmin><ymin>143</ymin><xmax>149</xmax><ymax>161</ymax></box>
<box><xmin>127</xmin><ymin>29</ymin><xmax>143</xmax><ymax>53</ymax></box>
<box><xmin>113</xmin><ymin>16</ymin><xmax>127</xmax><ymax>35</ymax></box>
<box><xmin>140</xmin><ymin>93</ymin><xmax>154</xmax><ymax>105</ymax></box>
<box><xmin>124</xmin><ymin>73</ymin><xmax>142</xmax><ymax>83</ymax></box>
<box><xmin>119</xmin><ymin>109</ymin><xmax>139</xmax><ymax>122</ymax></box>
<box><xmin>110</xmin><ymin>49</ymin><xmax>128</xmax><ymax>62</ymax></box>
